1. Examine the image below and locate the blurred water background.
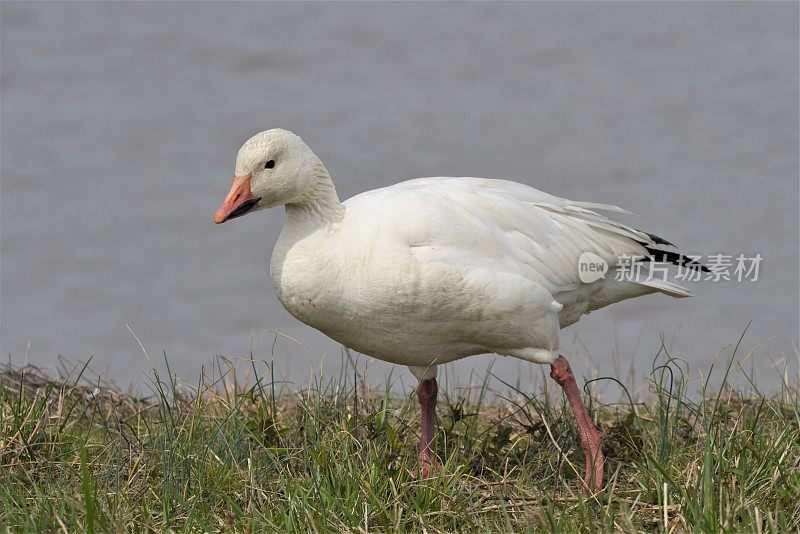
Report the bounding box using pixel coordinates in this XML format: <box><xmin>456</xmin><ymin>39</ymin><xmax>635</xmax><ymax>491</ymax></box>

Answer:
<box><xmin>1</xmin><ymin>2</ymin><xmax>798</xmax><ymax>394</ymax></box>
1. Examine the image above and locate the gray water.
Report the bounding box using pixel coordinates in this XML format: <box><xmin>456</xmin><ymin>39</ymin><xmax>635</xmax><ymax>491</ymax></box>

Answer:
<box><xmin>1</xmin><ymin>2</ymin><xmax>798</xmax><ymax>395</ymax></box>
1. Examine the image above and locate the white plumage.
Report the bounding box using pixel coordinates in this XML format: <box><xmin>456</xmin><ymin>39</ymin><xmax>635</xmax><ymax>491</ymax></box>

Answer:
<box><xmin>214</xmin><ymin>128</ymin><xmax>700</xmax><ymax>487</ymax></box>
<box><xmin>265</xmin><ymin>156</ymin><xmax>690</xmax><ymax>376</ymax></box>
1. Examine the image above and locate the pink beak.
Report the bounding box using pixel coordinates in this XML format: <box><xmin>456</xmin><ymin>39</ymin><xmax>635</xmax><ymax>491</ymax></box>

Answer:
<box><xmin>214</xmin><ymin>174</ymin><xmax>259</xmax><ymax>224</ymax></box>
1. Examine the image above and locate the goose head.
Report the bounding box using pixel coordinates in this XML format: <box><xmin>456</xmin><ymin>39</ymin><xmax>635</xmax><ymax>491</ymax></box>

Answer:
<box><xmin>214</xmin><ymin>129</ymin><xmax>322</xmax><ymax>224</ymax></box>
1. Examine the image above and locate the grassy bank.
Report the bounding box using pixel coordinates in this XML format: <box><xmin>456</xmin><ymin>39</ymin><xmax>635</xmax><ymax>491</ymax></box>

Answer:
<box><xmin>1</xmin><ymin>344</ymin><xmax>798</xmax><ymax>532</ymax></box>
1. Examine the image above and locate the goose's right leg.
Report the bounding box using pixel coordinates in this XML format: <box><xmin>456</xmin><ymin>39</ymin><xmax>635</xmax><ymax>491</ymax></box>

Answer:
<box><xmin>549</xmin><ymin>355</ymin><xmax>604</xmax><ymax>491</ymax></box>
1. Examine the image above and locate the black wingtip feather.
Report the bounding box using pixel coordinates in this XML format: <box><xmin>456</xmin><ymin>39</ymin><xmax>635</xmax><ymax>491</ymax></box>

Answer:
<box><xmin>642</xmin><ymin>231</ymin><xmax>676</xmax><ymax>248</ymax></box>
<box><xmin>644</xmin><ymin>247</ymin><xmax>710</xmax><ymax>272</ymax></box>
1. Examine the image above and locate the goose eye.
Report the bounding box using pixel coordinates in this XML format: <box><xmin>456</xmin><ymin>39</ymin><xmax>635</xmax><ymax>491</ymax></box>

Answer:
<box><xmin>264</xmin><ymin>160</ymin><xmax>275</xmax><ymax>169</ymax></box>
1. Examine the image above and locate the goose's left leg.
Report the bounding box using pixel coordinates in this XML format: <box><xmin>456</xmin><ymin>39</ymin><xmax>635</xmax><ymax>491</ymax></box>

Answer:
<box><xmin>416</xmin><ymin>377</ymin><xmax>438</xmax><ymax>477</ymax></box>
<box><xmin>409</xmin><ymin>365</ymin><xmax>439</xmax><ymax>477</ymax></box>
<box><xmin>549</xmin><ymin>355</ymin><xmax>604</xmax><ymax>491</ymax></box>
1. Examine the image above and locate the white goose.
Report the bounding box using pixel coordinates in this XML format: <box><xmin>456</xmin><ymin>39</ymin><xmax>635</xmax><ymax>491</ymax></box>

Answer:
<box><xmin>214</xmin><ymin>129</ymin><xmax>704</xmax><ymax>490</ymax></box>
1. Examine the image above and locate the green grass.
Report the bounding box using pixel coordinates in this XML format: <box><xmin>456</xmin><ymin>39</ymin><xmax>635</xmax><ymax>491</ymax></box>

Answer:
<box><xmin>0</xmin><ymin>339</ymin><xmax>798</xmax><ymax>532</ymax></box>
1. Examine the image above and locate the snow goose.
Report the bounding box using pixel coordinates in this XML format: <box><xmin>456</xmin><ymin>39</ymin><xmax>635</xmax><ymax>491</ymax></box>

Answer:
<box><xmin>213</xmin><ymin>129</ymin><xmax>706</xmax><ymax>490</ymax></box>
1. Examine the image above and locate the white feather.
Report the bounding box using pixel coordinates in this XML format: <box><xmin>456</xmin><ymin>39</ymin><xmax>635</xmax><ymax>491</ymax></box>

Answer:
<box><xmin>228</xmin><ymin>130</ymin><xmax>694</xmax><ymax>374</ymax></box>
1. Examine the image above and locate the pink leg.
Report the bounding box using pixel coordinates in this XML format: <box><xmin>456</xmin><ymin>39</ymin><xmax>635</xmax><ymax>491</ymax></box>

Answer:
<box><xmin>550</xmin><ymin>355</ymin><xmax>604</xmax><ymax>491</ymax></box>
<box><xmin>416</xmin><ymin>377</ymin><xmax>438</xmax><ymax>476</ymax></box>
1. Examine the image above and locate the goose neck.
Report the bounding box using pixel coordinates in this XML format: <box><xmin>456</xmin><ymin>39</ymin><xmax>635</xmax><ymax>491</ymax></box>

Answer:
<box><xmin>285</xmin><ymin>162</ymin><xmax>345</xmax><ymax>228</ymax></box>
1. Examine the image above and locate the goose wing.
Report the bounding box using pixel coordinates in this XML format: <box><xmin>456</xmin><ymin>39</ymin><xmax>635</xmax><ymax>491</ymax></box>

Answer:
<box><xmin>354</xmin><ymin>177</ymin><xmax>694</xmax><ymax>300</ymax></box>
